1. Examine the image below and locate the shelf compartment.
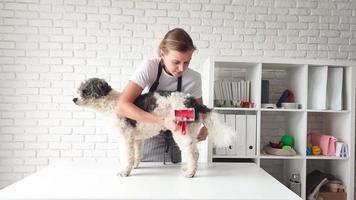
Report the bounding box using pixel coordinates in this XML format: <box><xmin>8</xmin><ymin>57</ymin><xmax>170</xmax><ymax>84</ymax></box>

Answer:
<box><xmin>307</xmin><ymin>65</ymin><xmax>351</xmax><ymax>111</ymax></box>
<box><xmin>306</xmin><ymin>159</ymin><xmax>351</xmax><ymax>199</ymax></box>
<box><xmin>261</xmin><ymin>63</ymin><xmax>307</xmax><ymax>110</ymax></box>
<box><xmin>261</xmin><ymin>159</ymin><xmax>305</xmax><ymax>198</ymax></box>
<box><xmin>260</xmin><ymin>112</ymin><xmax>307</xmax><ymax>157</ymax></box>
<box><xmin>212</xmin><ymin>111</ymin><xmax>258</xmax><ymax>158</ymax></box>
<box><xmin>213</xmin><ymin>61</ymin><xmax>261</xmax><ymax>108</ymax></box>
<box><xmin>307</xmin><ymin>112</ymin><xmax>351</xmax><ymax>157</ymax></box>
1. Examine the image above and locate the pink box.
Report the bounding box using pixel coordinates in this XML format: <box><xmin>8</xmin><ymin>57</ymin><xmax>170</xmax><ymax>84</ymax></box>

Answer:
<box><xmin>308</xmin><ymin>132</ymin><xmax>337</xmax><ymax>156</ymax></box>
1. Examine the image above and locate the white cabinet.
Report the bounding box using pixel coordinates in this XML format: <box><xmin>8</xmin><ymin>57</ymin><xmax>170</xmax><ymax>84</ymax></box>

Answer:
<box><xmin>202</xmin><ymin>57</ymin><xmax>355</xmax><ymax>200</ymax></box>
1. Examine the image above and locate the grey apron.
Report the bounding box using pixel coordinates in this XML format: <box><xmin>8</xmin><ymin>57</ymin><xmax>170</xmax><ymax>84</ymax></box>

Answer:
<box><xmin>141</xmin><ymin>60</ymin><xmax>182</xmax><ymax>164</ymax></box>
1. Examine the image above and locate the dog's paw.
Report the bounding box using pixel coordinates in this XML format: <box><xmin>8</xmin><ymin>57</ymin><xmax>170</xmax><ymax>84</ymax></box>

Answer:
<box><xmin>133</xmin><ymin>161</ymin><xmax>140</xmax><ymax>169</ymax></box>
<box><xmin>117</xmin><ymin>170</ymin><xmax>131</xmax><ymax>177</ymax></box>
<box><xmin>183</xmin><ymin>170</ymin><xmax>196</xmax><ymax>178</ymax></box>
<box><xmin>183</xmin><ymin>168</ymin><xmax>196</xmax><ymax>178</ymax></box>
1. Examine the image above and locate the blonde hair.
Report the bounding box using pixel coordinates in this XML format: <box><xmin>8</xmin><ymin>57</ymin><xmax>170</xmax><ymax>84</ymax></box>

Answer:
<box><xmin>158</xmin><ymin>28</ymin><xmax>196</xmax><ymax>56</ymax></box>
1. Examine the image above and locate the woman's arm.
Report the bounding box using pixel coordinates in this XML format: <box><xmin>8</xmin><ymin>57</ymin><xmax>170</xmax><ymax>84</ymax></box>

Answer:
<box><xmin>116</xmin><ymin>81</ymin><xmax>180</xmax><ymax>132</ymax></box>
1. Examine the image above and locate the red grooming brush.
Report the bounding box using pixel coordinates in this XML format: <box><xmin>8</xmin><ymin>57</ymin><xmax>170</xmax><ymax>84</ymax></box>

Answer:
<box><xmin>174</xmin><ymin>108</ymin><xmax>195</xmax><ymax>135</ymax></box>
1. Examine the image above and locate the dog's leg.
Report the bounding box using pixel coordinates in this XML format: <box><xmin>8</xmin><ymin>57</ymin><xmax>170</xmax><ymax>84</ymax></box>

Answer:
<box><xmin>117</xmin><ymin>132</ymin><xmax>135</xmax><ymax>177</ymax></box>
<box><xmin>182</xmin><ymin>142</ymin><xmax>199</xmax><ymax>178</ymax></box>
<box><xmin>173</xmin><ymin>134</ymin><xmax>198</xmax><ymax>178</ymax></box>
<box><xmin>133</xmin><ymin>139</ymin><xmax>142</xmax><ymax>169</ymax></box>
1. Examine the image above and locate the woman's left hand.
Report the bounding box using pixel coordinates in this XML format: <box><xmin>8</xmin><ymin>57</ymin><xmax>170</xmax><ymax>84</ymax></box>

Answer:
<box><xmin>197</xmin><ymin>126</ymin><xmax>208</xmax><ymax>141</ymax></box>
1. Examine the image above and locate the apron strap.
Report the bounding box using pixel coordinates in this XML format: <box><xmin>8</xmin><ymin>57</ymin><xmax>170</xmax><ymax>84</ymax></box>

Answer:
<box><xmin>177</xmin><ymin>76</ymin><xmax>182</xmax><ymax>92</ymax></box>
<box><xmin>149</xmin><ymin>61</ymin><xmax>163</xmax><ymax>93</ymax></box>
<box><xmin>149</xmin><ymin>60</ymin><xmax>182</xmax><ymax>92</ymax></box>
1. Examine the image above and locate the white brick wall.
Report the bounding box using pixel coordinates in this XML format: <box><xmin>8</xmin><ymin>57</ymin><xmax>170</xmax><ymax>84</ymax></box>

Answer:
<box><xmin>0</xmin><ymin>0</ymin><xmax>355</xmax><ymax>190</ymax></box>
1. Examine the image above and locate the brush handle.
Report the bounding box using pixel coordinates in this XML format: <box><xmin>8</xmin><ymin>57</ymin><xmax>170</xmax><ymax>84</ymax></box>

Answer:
<box><xmin>181</xmin><ymin>121</ymin><xmax>187</xmax><ymax>135</ymax></box>
<box><xmin>178</xmin><ymin>121</ymin><xmax>187</xmax><ymax>135</ymax></box>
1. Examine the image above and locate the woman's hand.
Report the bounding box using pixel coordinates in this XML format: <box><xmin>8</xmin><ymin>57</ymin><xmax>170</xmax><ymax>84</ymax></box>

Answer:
<box><xmin>197</xmin><ymin>126</ymin><xmax>208</xmax><ymax>141</ymax></box>
<box><xmin>160</xmin><ymin>116</ymin><xmax>208</xmax><ymax>140</ymax></box>
<box><xmin>160</xmin><ymin>117</ymin><xmax>181</xmax><ymax>132</ymax></box>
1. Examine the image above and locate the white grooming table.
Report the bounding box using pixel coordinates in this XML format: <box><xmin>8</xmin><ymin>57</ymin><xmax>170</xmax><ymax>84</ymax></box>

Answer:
<box><xmin>0</xmin><ymin>161</ymin><xmax>302</xmax><ymax>200</ymax></box>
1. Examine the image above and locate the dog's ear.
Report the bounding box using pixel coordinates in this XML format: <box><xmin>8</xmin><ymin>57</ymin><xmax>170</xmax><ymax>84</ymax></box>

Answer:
<box><xmin>93</xmin><ymin>79</ymin><xmax>112</xmax><ymax>98</ymax></box>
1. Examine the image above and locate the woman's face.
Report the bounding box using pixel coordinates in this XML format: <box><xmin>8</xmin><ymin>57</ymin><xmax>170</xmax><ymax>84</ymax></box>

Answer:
<box><xmin>160</xmin><ymin>50</ymin><xmax>193</xmax><ymax>77</ymax></box>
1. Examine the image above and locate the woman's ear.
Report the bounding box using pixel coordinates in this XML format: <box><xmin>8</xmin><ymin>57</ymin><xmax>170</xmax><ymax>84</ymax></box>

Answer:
<box><xmin>159</xmin><ymin>49</ymin><xmax>165</xmax><ymax>59</ymax></box>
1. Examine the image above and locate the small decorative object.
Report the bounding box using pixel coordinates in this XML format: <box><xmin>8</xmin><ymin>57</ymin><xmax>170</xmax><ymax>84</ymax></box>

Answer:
<box><xmin>325</xmin><ymin>180</ymin><xmax>345</xmax><ymax>192</ymax></box>
<box><xmin>263</xmin><ymin>145</ymin><xmax>297</xmax><ymax>156</ymax></box>
<box><xmin>269</xmin><ymin>141</ymin><xmax>283</xmax><ymax>149</ymax></box>
<box><xmin>214</xmin><ymin>99</ymin><xmax>225</xmax><ymax>107</ymax></box>
<box><xmin>289</xmin><ymin>173</ymin><xmax>301</xmax><ymax>196</ymax></box>
<box><xmin>281</xmin><ymin>134</ymin><xmax>294</xmax><ymax>147</ymax></box>
<box><xmin>282</xmin><ymin>145</ymin><xmax>292</xmax><ymax>150</ymax></box>
<box><xmin>263</xmin><ymin>134</ymin><xmax>297</xmax><ymax>156</ymax></box>
<box><xmin>261</xmin><ymin>103</ymin><xmax>277</xmax><ymax>109</ymax></box>
<box><xmin>240</xmin><ymin>101</ymin><xmax>254</xmax><ymax>108</ymax></box>
<box><xmin>276</xmin><ymin>89</ymin><xmax>294</xmax><ymax>108</ymax></box>
<box><xmin>306</xmin><ymin>146</ymin><xmax>312</xmax><ymax>155</ymax></box>
<box><xmin>312</xmin><ymin>146</ymin><xmax>321</xmax><ymax>155</ymax></box>
<box><xmin>261</xmin><ymin>80</ymin><xmax>269</xmax><ymax>104</ymax></box>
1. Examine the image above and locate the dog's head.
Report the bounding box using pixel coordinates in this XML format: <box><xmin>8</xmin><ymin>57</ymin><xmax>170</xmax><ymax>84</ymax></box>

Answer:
<box><xmin>73</xmin><ymin>78</ymin><xmax>112</xmax><ymax>107</ymax></box>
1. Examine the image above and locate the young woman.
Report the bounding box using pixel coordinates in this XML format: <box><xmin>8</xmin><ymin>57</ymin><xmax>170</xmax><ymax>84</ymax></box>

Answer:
<box><xmin>116</xmin><ymin>28</ymin><xmax>207</xmax><ymax>162</ymax></box>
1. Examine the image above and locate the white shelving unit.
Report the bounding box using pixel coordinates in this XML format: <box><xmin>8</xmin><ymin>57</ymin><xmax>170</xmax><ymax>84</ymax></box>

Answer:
<box><xmin>202</xmin><ymin>57</ymin><xmax>355</xmax><ymax>200</ymax></box>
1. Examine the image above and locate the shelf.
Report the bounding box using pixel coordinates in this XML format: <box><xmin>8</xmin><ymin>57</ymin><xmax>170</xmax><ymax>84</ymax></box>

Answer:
<box><xmin>307</xmin><ymin>109</ymin><xmax>349</xmax><ymax>113</ymax></box>
<box><xmin>306</xmin><ymin>156</ymin><xmax>348</xmax><ymax>160</ymax></box>
<box><xmin>258</xmin><ymin>155</ymin><xmax>349</xmax><ymax>160</ymax></box>
<box><xmin>260</xmin><ymin>154</ymin><xmax>304</xmax><ymax>160</ymax></box>
<box><xmin>260</xmin><ymin>108</ymin><xmax>304</xmax><ymax>112</ymax></box>
<box><xmin>212</xmin><ymin>155</ymin><xmax>257</xmax><ymax>159</ymax></box>
<box><xmin>204</xmin><ymin>58</ymin><xmax>354</xmax><ymax>200</ymax></box>
<box><xmin>214</xmin><ymin>108</ymin><xmax>350</xmax><ymax>113</ymax></box>
<box><xmin>214</xmin><ymin>107</ymin><xmax>258</xmax><ymax>111</ymax></box>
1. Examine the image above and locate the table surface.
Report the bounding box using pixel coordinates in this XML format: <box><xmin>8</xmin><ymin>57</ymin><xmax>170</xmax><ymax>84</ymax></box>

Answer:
<box><xmin>0</xmin><ymin>161</ymin><xmax>302</xmax><ymax>200</ymax></box>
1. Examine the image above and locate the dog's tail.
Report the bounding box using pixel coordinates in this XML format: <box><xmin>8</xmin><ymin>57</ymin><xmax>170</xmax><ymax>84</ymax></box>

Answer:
<box><xmin>197</xmin><ymin>105</ymin><xmax>237</xmax><ymax>148</ymax></box>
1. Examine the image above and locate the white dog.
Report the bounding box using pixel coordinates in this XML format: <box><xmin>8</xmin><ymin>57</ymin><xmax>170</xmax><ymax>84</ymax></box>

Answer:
<box><xmin>73</xmin><ymin>78</ymin><xmax>236</xmax><ymax>178</ymax></box>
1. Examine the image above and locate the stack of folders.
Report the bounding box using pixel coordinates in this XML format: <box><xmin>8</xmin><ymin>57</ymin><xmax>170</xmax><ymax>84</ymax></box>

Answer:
<box><xmin>214</xmin><ymin>114</ymin><xmax>256</xmax><ymax>156</ymax></box>
<box><xmin>214</xmin><ymin>80</ymin><xmax>251</xmax><ymax>106</ymax></box>
<box><xmin>308</xmin><ymin>66</ymin><xmax>343</xmax><ymax>110</ymax></box>
<box><xmin>335</xmin><ymin>142</ymin><xmax>348</xmax><ymax>158</ymax></box>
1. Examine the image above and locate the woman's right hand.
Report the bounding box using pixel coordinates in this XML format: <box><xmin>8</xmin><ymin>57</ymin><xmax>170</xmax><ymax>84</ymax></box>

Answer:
<box><xmin>161</xmin><ymin>117</ymin><xmax>181</xmax><ymax>132</ymax></box>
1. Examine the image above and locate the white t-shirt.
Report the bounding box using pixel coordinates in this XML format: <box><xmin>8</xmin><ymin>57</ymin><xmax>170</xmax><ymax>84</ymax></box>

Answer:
<box><xmin>130</xmin><ymin>58</ymin><xmax>202</xmax><ymax>98</ymax></box>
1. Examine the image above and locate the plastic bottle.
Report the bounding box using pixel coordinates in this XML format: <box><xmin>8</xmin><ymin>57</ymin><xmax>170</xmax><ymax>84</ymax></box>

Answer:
<box><xmin>289</xmin><ymin>173</ymin><xmax>301</xmax><ymax>196</ymax></box>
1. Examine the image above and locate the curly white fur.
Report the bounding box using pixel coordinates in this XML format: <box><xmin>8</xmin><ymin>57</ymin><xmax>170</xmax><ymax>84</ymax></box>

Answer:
<box><xmin>73</xmin><ymin>78</ymin><xmax>236</xmax><ymax>178</ymax></box>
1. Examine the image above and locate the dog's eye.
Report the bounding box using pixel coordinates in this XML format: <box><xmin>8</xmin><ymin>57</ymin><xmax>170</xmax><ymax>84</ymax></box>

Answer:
<box><xmin>82</xmin><ymin>89</ymin><xmax>89</xmax><ymax>96</ymax></box>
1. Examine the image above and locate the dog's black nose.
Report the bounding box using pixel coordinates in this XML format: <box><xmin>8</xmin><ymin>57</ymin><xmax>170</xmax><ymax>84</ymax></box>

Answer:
<box><xmin>73</xmin><ymin>98</ymin><xmax>78</xmax><ymax>103</ymax></box>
